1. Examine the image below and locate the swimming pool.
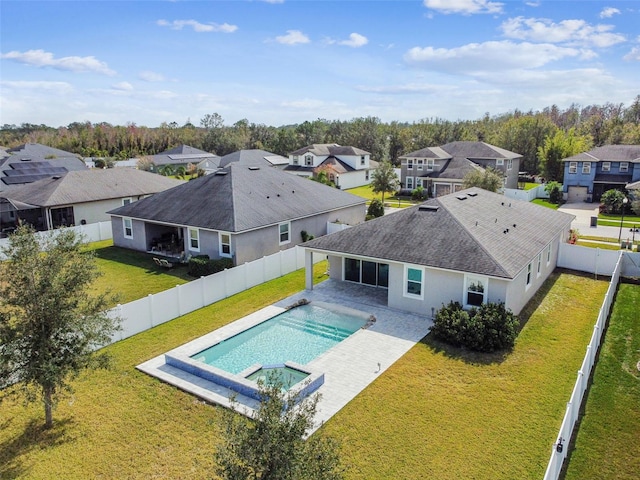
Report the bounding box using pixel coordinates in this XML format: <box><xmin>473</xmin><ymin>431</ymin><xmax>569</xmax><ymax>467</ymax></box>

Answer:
<box><xmin>163</xmin><ymin>302</ymin><xmax>369</xmax><ymax>401</ymax></box>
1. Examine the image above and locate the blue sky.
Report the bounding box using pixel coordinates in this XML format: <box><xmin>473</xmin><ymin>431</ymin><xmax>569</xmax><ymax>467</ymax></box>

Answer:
<box><xmin>1</xmin><ymin>0</ymin><xmax>639</xmax><ymax>128</ymax></box>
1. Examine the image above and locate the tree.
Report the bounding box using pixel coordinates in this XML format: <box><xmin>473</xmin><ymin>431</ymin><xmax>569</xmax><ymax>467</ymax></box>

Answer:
<box><xmin>366</xmin><ymin>199</ymin><xmax>385</xmax><ymax>219</ymax></box>
<box><xmin>215</xmin><ymin>377</ymin><xmax>344</xmax><ymax>480</ymax></box>
<box><xmin>544</xmin><ymin>181</ymin><xmax>563</xmax><ymax>204</ymax></box>
<box><xmin>600</xmin><ymin>189</ymin><xmax>626</xmax><ymax>213</ymax></box>
<box><xmin>158</xmin><ymin>164</ymin><xmax>175</xmax><ymax>177</ymax></box>
<box><xmin>462</xmin><ymin>166</ymin><xmax>503</xmax><ymax>192</ymax></box>
<box><xmin>537</xmin><ymin>128</ymin><xmax>592</xmax><ymax>182</ymax></box>
<box><xmin>370</xmin><ymin>161</ymin><xmax>399</xmax><ymax>204</ymax></box>
<box><xmin>0</xmin><ymin>226</ymin><xmax>120</xmax><ymax>428</ymax></box>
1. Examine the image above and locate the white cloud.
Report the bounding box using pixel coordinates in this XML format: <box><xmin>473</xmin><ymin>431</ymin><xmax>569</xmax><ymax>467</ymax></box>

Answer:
<box><xmin>275</xmin><ymin>30</ymin><xmax>310</xmax><ymax>45</ymax></box>
<box><xmin>0</xmin><ymin>49</ymin><xmax>115</xmax><ymax>75</ymax></box>
<box><xmin>423</xmin><ymin>0</ymin><xmax>503</xmax><ymax>15</ymax></box>
<box><xmin>139</xmin><ymin>70</ymin><xmax>165</xmax><ymax>82</ymax></box>
<box><xmin>501</xmin><ymin>17</ymin><xmax>625</xmax><ymax>48</ymax></box>
<box><xmin>623</xmin><ymin>47</ymin><xmax>640</xmax><ymax>61</ymax></box>
<box><xmin>112</xmin><ymin>82</ymin><xmax>134</xmax><ymax>91</ymax></box>
<box><xmin>156</xmin><ymin>19</ymin><xmax>238</xmax><ymax>33</ymax></box>
<box><xmin>1</xmin><ymin>80</ymin><xmax>73</xmax><ymax>94</ymax></box>
<box><xmin>356</xmin><ymin>83</ymin><xmax>456</xmax><ymax>95</ymax></box>
<box><xmin>599</xmin><ymin>7</ymin><xmax>620</xmax><ymax>18</ymax></box>
<box><xmin>525</xmin><ymin>1</ymin><xmax>540</xmax><ymax>7</ymax></box>
<box><xmin>339</xmin><ymin>33</ymin><xmax>368</xmax><ymax>48</ymax></box>
<box><xmin>404</xmin><ymin>40</ymin><xmax>585</xmax><ymax>73</ymax></box>
<box><xmin>261</xmin><ymin>0</ymin><xmax>284</xmax><ymax>3</ymax></box>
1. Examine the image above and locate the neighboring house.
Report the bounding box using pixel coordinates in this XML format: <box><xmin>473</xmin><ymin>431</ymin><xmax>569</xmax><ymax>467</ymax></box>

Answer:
<box><xmin>144</xmin><ymin>145</ymin><xmax>220</xmax><ymax>173</ymax></box>
<box><xmin>284</xmin><ymin>144</ymin><xmax>378</xmax><ymax>189</ymax></box>
<box><xmin>218</xmin><ymin>149</ymin><xmax>289</xmax><ymax>170</ymax></box>
<box><xmin>301</xmin><ymin>187</ymin><xmax>574</xmax><ymax>316</ymax></box>
<box><xmin>399</xmin><ymin>141</ymin><xmax>521</xmax><ymax>197</ymax></box>
<box><xmin>108</xmin><ymin>164</ymin><xmax>366</xmax><ymax>264</ymax></box>
<box><xmin>562</xmin><ymin>145</ymin><xmax>640</xmax><ymax>203</ymax></box>
<box><xmin>0</xmin><ymin>143</ymin><xmax>87</xmax><ymax>192</ymax></box>
<box><xmin>0</xmin><ymin>169</ymin><xmax>182</xmax><ymax>234</ymax></box>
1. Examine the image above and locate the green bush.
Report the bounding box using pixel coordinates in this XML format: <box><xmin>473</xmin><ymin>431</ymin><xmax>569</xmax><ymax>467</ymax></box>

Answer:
<box><xmin>411</xmin><ymin>186</ymin><xmax>428</xmax><ymax>201</ymax></box>
<box><xmin>366</xmin><ymin>199</ymin><xmax>385</xmax><ymax>220</ymax></box>
<box><xmin>188</xmin><ymin>255</ymin><xmax>233</xmax><ymax>277</ymax></box>
<box><xmin>430</xmin><ymin>301</ymin><xmax>519</xmax><ymax>352</ymax></box>
<box><xmin>544</xmin><ymin>181</ymin><xmax>563</xmax><ymax>204</ymax></box>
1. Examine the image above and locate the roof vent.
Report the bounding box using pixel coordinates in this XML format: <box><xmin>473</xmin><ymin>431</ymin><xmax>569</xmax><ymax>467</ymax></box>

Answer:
<box><xmin>456</xmin><ymin>195</ymin><xmax>467</xmax><ymax>200</ymax></box>
<box><xmin>467</xmin><ymin>192</ymin><xmax>478</xmax><ymax>197</ymax></box>
<box><xmin>20</xmin><ymin>157</ymin><xmax>31</xmax><ymax>161</ymax></box>
<box><xmin>418</xmin><ymin>205</ymin><xmax>439</xmax><ymax>212</ymax></box>
<box><xmin>248</xmin><ymin>166</ymin><xmax>260</xmax><ymax>171</ymax></box>
<box><xmin>214</xmin><ymin>170</ymin><xmax>228</xmax><ymax>175</ymax></box>
<box><xmin>52</xmin><ymin>176</ymin><xmax>61</xmax><ymax>180</ymax></box>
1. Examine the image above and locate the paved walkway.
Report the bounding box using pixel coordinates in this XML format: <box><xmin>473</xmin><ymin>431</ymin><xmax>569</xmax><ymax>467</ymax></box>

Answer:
<box><xmin>559</xmin><ymin>202</ymin><xmax>630</xmax><ymax>240</ymax></box>
<box><xmin>138</xmin><ymin>280</ymin><xmax>432</xmax><ymax>433</ymax></box>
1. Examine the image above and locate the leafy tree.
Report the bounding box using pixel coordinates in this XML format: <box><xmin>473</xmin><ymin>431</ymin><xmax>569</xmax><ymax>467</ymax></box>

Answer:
<box><xmin>600</xmin><ymin>189</ymin><xmax>626</xmax><ymax>213</ymax></box>
<box><xmin>0</xmin><ymin>226</ymin><xmax>120</xmax><ymax>428</ymax></box>
<box><xmin>370</xmin><ymin>161</ymin><xmax>399</xmax><ymax>204</ymax></box>
<box><xmin>537</xmin><ymin>128</ymin><xmax>592</xmax><ymax>182</ymax></box>
<box><xmin>411</xmin><ymin>186</ymin><xmax>428</xmax><ymax>201</ymax></box>
<box><xmin>544</xmin><ymin>181</ymin><xmax>563</xmax><ymax>204</ymax></box>
<box><xmin>311</xmin><ymin>166</ymin><xmax>335</xmax><ymax>187</ymax></box>
<box><xmin>366</xmin><ymin>199</ymin><xmax>385</xmax><ymax>219</ymax></box>
<box><xmin>215</xmin><ymin>377</ymin><xmax>344</xmax><ymax>480</ymax></box>
<box><xmin>462</xmin><ymin>166</ymin><xmax>503</xmax><ymax>192</ymax></box>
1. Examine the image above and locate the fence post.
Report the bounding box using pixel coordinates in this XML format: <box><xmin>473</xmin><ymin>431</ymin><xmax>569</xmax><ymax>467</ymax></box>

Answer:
<box><xmin>148</xmin><ymin>294</ymin><xmax>154</xmax><ymax>327</ymax></box>
<box><xmin>176</xmin><ymin>284</ymin><xmax>182</xmax><ymax>316</ymax></box>
<box><xmin>201</xmin><ymin>276</ymin><xmax>206</xmax><ymax>307</ymax></box>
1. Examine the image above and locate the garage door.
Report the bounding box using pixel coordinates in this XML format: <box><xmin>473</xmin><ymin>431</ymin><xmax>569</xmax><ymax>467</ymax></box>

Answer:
<box><xmin>567</xmin><ymin>186</ymin><xmax>588</xmax><ymax>202</ymax></box>
<box><xmin>435</xmin><ymin>183</ymin><xmax>451</xmax><ymax>197</ymax></box>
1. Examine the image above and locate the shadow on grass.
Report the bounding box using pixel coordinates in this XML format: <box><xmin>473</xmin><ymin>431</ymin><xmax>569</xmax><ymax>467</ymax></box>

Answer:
<box><xmin>0</xmin><ymin>416</ymin><xmax>75</xmax><ymax>479</ymax></box>
<box><xmin>93</xmin><ymin>245</ymin><xmax>192</xmax><ymax>281</ymax></box>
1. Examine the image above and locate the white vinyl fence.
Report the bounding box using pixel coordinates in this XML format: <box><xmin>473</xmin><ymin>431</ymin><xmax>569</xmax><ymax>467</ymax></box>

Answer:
<box><xmin>108</xmin><ymin>246</ymin><xmax>320</xmax><ymax>343</ymax></box>
<box><xmin>504</xmin><ymin>184</ymin><xmax>550</xmax><ymax>202</ymax></box>
<box><xmin>543</xmin><ymin>251</ymin><xmax>624</xmax><ymax>480</ymax></box>
<box><xmin>558</xmin><ymin>242</ymin><xmax>640</xmax><ymax>277</ymax></box>
<box><xmin>0</xmin><ymin>221</ymin><xmax>112</xmax><ymax>260</ymax></box>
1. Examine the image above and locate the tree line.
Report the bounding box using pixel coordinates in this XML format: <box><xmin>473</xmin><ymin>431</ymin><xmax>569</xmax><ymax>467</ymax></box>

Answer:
<box><xmin>1</xmin><ymin>96</ymin><xmax>639</xmax><ymax>177</ymax></box>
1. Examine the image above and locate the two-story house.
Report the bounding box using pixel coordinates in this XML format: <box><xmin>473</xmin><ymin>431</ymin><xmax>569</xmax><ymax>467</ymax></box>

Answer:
<box><xmin>398</xmin><ymin>141</ymin><xmax>522</xmax><ymax>197</ymax></box>
<box><xmin>562</xmin><ymin>145</ymin><xmax>640</xmax><ymax>202</ymax></box>
<box><xmin>284</xmin><ymin>144</ymin><xmax>378</xmax><ymax>189</ymax></box>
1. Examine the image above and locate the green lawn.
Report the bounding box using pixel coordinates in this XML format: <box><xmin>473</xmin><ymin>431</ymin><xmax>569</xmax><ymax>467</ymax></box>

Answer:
<box><xmin>86</xmin><ymin>240</ymin><xmax>192</xmax><ymax>306</ymax></box>
<box><xmin>345</xmin><ymin>185</ymin><xmax>415</xmax><ymax>208</ymax></box>
<box><xmin>564</xmin><ymin>283</ymin><xmax>640</xmax><ymax>480</ymax></box>
<box><xmin>532</xmin><ymin>198</ymin><xmax>560</xmax><ymax>210</ymax></box>
<box><xmin>0</xmin><ymin>270</ymin><xmax>609</xmax><ymax>479</ymax></box>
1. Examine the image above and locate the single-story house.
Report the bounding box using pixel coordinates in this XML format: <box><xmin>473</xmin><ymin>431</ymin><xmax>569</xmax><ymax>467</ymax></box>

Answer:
<box><xmin>0</xmin><ymin>169</ymin><xmax>182</xmax><ymax>234</ymax></box>
<box><xmin>284</xmin><ymin>144</ymin><xmax>378</xmax><ymax>189</ymax></box>
<box><xmin>143</xmin><ymin>145</ymin><xmax>220</xmax><ymax>173</ymax></box>
<box><xmin>562</xmin><ymin>145</ymin><xmax>640</xmax><ymax>202</ymax></box>
<box><xmin>108</xmin><ymin>164</ymin><xmax>366</xmax><ymax>264</ymax></box>
<box><xmin>218</xmin><ymin>149</ymin><xmax>289</xmax><ymax>170</ymax></box>
<box><xmin>0</xmin><ymin>143</ymin><xmax>87</xmax><ymax>192</ymax></box>
<box><xmin>301</xmin><ymin>187</ymin><xmax>574</xmax><ymax>316</ymax></box>
<box><xmin>399</xmin><ymin>141</ymin><xmax>522</xmax><ymax>196</ymax></box>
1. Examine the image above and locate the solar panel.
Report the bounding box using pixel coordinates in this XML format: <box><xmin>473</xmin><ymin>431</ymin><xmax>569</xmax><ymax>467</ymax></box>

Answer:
<box><xmin>2</xmin><ymin>174</ymin><xmax>58</xmax><ymax>184</ymax></box>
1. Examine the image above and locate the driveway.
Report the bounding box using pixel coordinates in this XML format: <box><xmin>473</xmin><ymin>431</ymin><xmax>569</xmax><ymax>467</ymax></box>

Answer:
<box><xmin>559</xmin><ymin>202</ymin><xmax>626</xmax><ymax>239</ymax></box>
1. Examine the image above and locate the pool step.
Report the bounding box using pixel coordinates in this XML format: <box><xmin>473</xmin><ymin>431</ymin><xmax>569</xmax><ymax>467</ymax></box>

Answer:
<box><xmin>279</xmin><ymin>317</ymin><xmax>352</xmax><ymax>341</ymax></box>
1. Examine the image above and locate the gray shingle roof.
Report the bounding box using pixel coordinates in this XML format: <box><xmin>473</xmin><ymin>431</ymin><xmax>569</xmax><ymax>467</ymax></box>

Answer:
<box><xmin>108</xmin><ymin>164</ymin><xmax>366</xmax><ymax>232</ymax></box>
<box><xmin>290</xmin><ymin>144</ymin><xmax>371</xmax><ymax>157</ymax></box>
<box><xmin>149</xmin><ymin>145</ymin><xmax>218</xmax><ymax>166</ymax></box>
<box><xmin>426</xmin><ymin>157</ymin><xmax>483</xmax><ymax>179</ymax></box>
<box><xmin>3</xmin><ymin>169</ymin><xmax>183</xmax><ymax>207</ymax></box>
<box><xmin>399</xmin><ymin>146</ymin><xmax>450</xmax><ymax>159</ymax></box>
<box><xmin>302</xmin><ymin>187</ymin><xmax>574</xmax><ymax>279</ymax></box>
<box><xmin>218</xmin><ymin>149</ymin><xmax>288</xmax><ymax>168</ymax></box>
<box><xmin>440</xmin><ymin>141</ymin><xmax>522</xmax><ymax>160</ymax></box>
<box><xmin>563</xmin><ymin>145</ymin><xmax>640</xmax><ymax>163</ymax></box>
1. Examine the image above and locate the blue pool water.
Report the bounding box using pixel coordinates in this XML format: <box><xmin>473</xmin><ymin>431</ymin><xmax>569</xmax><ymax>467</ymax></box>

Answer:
<box><xmin>191</xmin><ymin>304</ymin><xmax>367</xmax><ymax>374</ymax></box>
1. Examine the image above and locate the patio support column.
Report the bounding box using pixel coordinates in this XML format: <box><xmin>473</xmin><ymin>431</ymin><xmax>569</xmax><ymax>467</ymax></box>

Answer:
<box><xmin>305</xmin><ymin>250</ymin><xmax>313</xmax><ymax>290</ymax></box>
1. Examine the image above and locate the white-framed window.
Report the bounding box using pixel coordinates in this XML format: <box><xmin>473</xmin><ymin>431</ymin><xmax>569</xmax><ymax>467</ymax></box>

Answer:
<box><xmin>407</xmin><ymin>159</ymin><xmax>414</xmax><ymax>169</ymax></box>
<box><xmin>305</xmin><ymin>155</ymin><xmax>313</xmax><ymax>166</ymax></box>
<box><xmin>416</xmin><ymin>178</ymin><xmax>423</xmax><ymax>188</ymax></box>
<box><xmin>620</xmin><ymin>162</ymin><xmax>629</xmax><ymax>173</ymax></box>
<box><xmin>582</xmin><ymin>162</ymin><xmax>591</xmax><ymax>174</ymax></box>
<box><xmin>546</xmin><ymin>243</ymin><xmax>552</xmax><ymax>265</ymax></box>
<box><xmin>279</xmin><ymin>222</ymin><xmax>291</xmax><ymax>245</ymax></box>
<box><xmin>496</xmin><ymin>158</ymin><xmax>504</xmax><ymax>166</ymax></box>
<box><xmin>537</xmin><ymin>253</ymin><xmax>542</xmax><ymax>277</ymax></box>
<box><xmin>417</xmin><ymin>159</ymin><xmax>423</xmax><ymax>171</ymax></box>
<box><xmin>507</xmin><ymin>159</ymin><xmax>513</xmax><ymax>170</ymax></box>
<box><xmin>122</xmin><ymin>197</ymin><xmax>132</xmax><ymax>206</ymax></box>
<box><xmin>360</xmin><ymin>155</ymin><xmax>366</xmax><ymax>166</ymax></box>
<box><xmin>602</xmin><ymin>162</ymin><xmax>611</xmax><ymax>172</ymax></box>
<box><xmin>123</xmin><ymin>218</ymin><xmax>133</xmax><ymax>239</ymax></box>
<box><xmin>292</xmin><ymin>155</ymin><xmax>299</xmax><ymax>165</ymax></box>
<box><xmin>219</xmin><ymin>232</ymin><xmax>231</xmax><ymax>257</ymax></box>
<box><xmin>189</xmin><ymin>228</ymin><xmax>200</xmax><ymax>251</ymax></box>
<box><xmin>404</xmin><ymin>265</ymin><xmax>423</xmax><ymax>299</ymax></box>
<box><xmin>526</xmin><ymin>262</ymin><xmax>532</xmax><ymax>289</ymax></box>
<box><xmin>464</xmin><ymin>275</ymin><xmax>487</xmax><ymax>307</ymax></box>
<box><xmin>426</xmin><ymin>159</ymin><xmax>434</xmax><ymax>171</ymax></box>
<box><xmin>365</xmin><ymin>170</ymin><xmax>370</xmax><ymax>181</ymax></box>
<box><xmin>406</xmin><ymin>176</ymin><xmax>414</xmax><ymax>189</ymax></box>
<box><xmin>569</xmin><ymin>162</ymin><xmax>578</xmax><ymax>174</ymax></box>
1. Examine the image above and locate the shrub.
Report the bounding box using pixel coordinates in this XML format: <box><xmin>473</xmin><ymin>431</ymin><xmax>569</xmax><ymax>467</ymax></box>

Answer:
<box><xmin>430</xmin><ymin>301</ymin><xmax>519</xmax><ymax>352</ymax></box>
<box><xmin>544</xmin><ymin>181</ymin><xmax>563</xmax><ymax>204</ymax></box>
<box><xmin>366</xmin><ymin>199</ymin><xmax>385</xmax><ymax>220</ymax></box>
<box><xmin>301</xmin><ymin>230</ymin><xmax>314</xmax><ymax>242</ymax></box>
<box><xmin>188</xmin><ymin>255</ymin><xmax>233</xmax><ymax>277</ymax></box>
<box><xmin>601</xmin><ymin>189</ymin><xmax>626</xmax><ymax>213</ymax></box>
<box><xmin>411</xmin><ymin>186</ymin><xmax>428</xmax><ymax>201</ymax></box>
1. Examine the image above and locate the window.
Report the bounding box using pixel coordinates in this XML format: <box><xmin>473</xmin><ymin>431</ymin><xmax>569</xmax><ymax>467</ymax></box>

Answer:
<box><xmin>344</xmin><ymin>258</ymin><xmax>388</xmax><ymax>287</ymax></box>
<box><xmin>569</xmin><ymin>162</ymin><xmax>578</xmax><ymax>174</ymax></box>
<box><xmin>292</xmin><ymin>155</ymin><xmax>299</xmax><ymax>165</ymax></box>
<box><xmin>344</xmin><ymin>258</ymin><xmax>361</xmax><ymax>282</ymax></box>
<box><xmin>537</xmin><ymin>253</ymin><xmax>542</xmax><ymax>277</ymax></box>
<box><xmin>365</xmin><ymin>169</ymin><xmax>370</xmax><ymax>181</ymax></box>
<box><xmin>122</xmin><ymin>197</ymin><xmax>132</xmax><ymax>206</ymax></box>
<box><xmin>360</xmin><ymin>155</ymin><xmax>366</xmax><ymax>166</ymax></box>
<box><xmin>417</xmin><ymin>159</ymin><xmax>423</xmax><ymax>171</ymax></box>
<box><xmin>582</xmin><ymin>162</ymin><xmax>591</xmax><ymax>174</ymax></box>
<box><xmin>620</xmin><ymin>162</ymin><xmax>629</xmax><ymax>173</ymax></box>
<box><xmin>407</xmin><ymin>159</ymin><xmax>414</xmax><ymax>169</ymax></box>
<box><xmin>279</xmin><ymin>222</ymin><xmax>290</xmax><ymax>244</ymax></box>
<box><xmin>507</xmin><ymin>159</ymin><xmax>513</xmax><ymax>170</ymax></box>
<box><xmin>526</xmin><ymin>262</ymin><xmax>532</xmax><ymax>288</ymax></box>
<box><xmin>189</xmin><ymin>228</ymin><xmax>200</xmax><ymax>251</ymax></box>
<box><xmin>465</xmin><ymin>275</ymin><xmax>487</xmax><ymax>307</ymax></box>
<box><xmin>426</xmin><ymin>159</ymin><xmax>434</xmax><ymax>171</ymax></box>
<box><xmin>405</xmin><ymin>266</ymin><xmax>423</xmax><ymax>298</ymax></box>
<box><xmin>602</xmin><ymin>162</ymin><xmax>611</xmax><ymax>172</ymax></box>
<box><xmin>496</xmin><ymin>158</ymin><xmax>504</xmax><ymax>166</ymax></box>
<box><xmin>416</xmin><ymin>178</ymin><xmax>423</xmax><ymax>188</ymax></box>
<box><xmin>406</xmin><ymin>177</ymin><xmax>414</xmax><ymax>189</ymax></box>
<box><xmin>219</xmin><ymin>232</ymin><xmax>231</xmax><ymax>257</ymax></box>
<box><xmin>305</xmin><ymin>155</ymin><xmax>313</xmax><ymax>166</ymax></box>
<box><xmin>546</xmin><ymin>243</ymin><xmax>552</xmax><ymax>265</ymax></box>
<box><xmin>123</xmin><ymin>218</ymin><xmax>133</xmax><ymax>239</ymax></box>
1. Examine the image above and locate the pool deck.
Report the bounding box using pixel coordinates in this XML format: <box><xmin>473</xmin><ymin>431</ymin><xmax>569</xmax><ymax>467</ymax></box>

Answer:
<box><xmin>137</xmin><ymin>279</ymin><xmax>433</xmax><ymax>433</ymax></box>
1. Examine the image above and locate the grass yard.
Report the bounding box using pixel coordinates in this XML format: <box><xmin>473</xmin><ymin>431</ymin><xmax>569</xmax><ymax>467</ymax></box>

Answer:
<box><xmin>345</xmin><ymin>185</ymin><xmax>415</xmax><ymax>208</ymax></box>
<box><xmin>597</xmin><ymin>213</ymin><xmax>640</xmax><ymax>229</ymax></box>
<box><xmin>87</xmin><ymin>240</ymin><xmax>192</xmax><ymax>305</ymax></box>
<box><xmin>563</xmin><ymin>282</ymin><xmax>640</xmax><ymax>480</ymax></box>
<box><xmin>532</xmin><ymin>198</ymin><xmax>560</xmax><ymax>210</ymax></box>
<box><xmin>0</xmin><ymin>270</ymin><xmax>609</xmax><ymax>479</ymax></box>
